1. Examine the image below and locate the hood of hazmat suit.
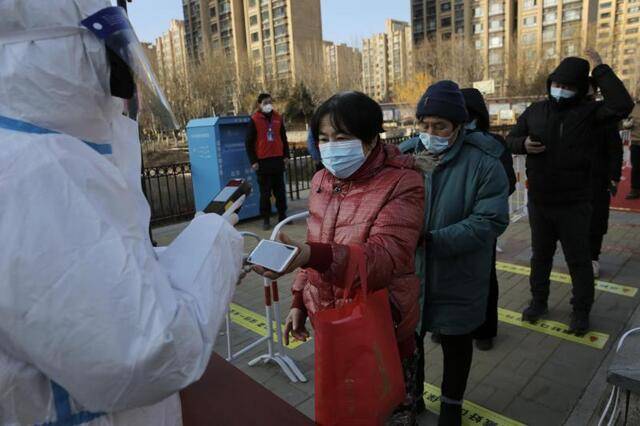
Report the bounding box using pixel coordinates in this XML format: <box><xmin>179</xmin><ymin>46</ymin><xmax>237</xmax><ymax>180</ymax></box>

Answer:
<box><xmin>0</xmin><ymin>1</ymin><xmax>243</xmax><ymax>425</ymax></box>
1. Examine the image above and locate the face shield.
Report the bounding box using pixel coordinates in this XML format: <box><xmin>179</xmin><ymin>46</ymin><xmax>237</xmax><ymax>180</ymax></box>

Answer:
<box><xmin>82</xmin><ymin>6</ymin><xmax>179</xmax><ymax>130</ymax></box>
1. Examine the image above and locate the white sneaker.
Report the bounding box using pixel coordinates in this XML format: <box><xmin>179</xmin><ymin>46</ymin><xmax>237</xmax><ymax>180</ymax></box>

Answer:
<box><xmin>592</xmin><ymin>260</ymin><xmax>600</xmax><ymax>279</ymax></box>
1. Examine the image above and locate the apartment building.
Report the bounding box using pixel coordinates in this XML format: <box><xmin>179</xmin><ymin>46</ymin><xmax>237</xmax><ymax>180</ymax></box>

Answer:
<box><xmin>323</xmin><ymin>41</ymin><xmax>363</xmax><ymax>91</ymax></box>
<box><xmin>411</xmin><ymin>0</ymin><xmax>516</xmax><ymax>95</ymax></box>
<box><xmin>595</xmin><ymin>0</ymin><xmax>640</xmax><ymax>95</ymax></box>
<box><xmin>243</xmin><ymin>0</ymin><xmax>323</xmax><ymax>86</ymax></box>
<box><xmin>362</xmin><ymin>20</ymin><xmax>412</xmax><ymax>101</ymax></box>
<box><xmin>155</xmin><ymin>20</ymin><xmax>189</xmax><ymax>83</ymax></box>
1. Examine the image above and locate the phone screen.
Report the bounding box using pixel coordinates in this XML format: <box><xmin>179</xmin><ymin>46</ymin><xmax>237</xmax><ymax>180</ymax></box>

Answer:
<box><xmin>248</xmin><ymin>240</ymin><xmax>299</xmax><ymax>273</ymax></box>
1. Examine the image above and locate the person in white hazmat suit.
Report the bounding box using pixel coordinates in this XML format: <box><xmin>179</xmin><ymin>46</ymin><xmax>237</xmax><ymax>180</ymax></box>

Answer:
<box><xmin>0</xmin><ymin>1</ymin><xmax>244</xmax><ymax>424</ymax></box>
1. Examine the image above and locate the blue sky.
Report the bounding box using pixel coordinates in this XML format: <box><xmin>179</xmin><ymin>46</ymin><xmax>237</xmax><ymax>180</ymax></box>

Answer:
<box><xmin>123</xmin><ymin>0</ymin><xmax>410</xmax><ymax>46</ymax></box>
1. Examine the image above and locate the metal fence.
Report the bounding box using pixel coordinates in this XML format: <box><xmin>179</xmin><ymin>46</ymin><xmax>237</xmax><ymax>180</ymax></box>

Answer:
<box><xmin>143</xmin><ymin>127</ymin><xmax>519</xmax><ymax>224</ymax></box>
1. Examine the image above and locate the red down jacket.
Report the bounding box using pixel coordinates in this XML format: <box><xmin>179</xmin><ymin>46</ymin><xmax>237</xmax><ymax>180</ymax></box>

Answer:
<box><xmin>292</xmin><ymin>142</ymin><xmax>425</xmax><ymax>342</ymax></box>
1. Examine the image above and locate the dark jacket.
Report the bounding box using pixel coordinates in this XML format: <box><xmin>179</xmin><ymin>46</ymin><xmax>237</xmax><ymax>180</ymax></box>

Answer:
<box><xmin>401</xmin><ymin>132</ymin><xmax>510</xmax><ymax>335</ymax></box>
<box><xmin>506</xmin><ymin>62</ymin><xmax>634</xmax><ymax>204</ymax></box>
<box><xmin>592</xmin><ymin>123</ymin><xmax>623</xmax><ymax>185</ymax></box>
<box><xmin>245</xmin><ymin>111</ymin><xmax>290</xmax><ymax>174</ymax></box>
<box><xmin>462</xmin><ymin>88</ymin><xmax>517</xmax><ymax>195</ymax></box>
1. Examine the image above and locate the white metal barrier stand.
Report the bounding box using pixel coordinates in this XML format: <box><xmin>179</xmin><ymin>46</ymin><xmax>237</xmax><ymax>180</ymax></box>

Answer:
<box><xmin>225</xmin><ymin>213</ymin><xmax>309</xmax><ymax>383</ymax></box>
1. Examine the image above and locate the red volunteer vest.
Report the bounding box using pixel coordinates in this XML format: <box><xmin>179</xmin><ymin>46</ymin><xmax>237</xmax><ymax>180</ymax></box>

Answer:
<box><xmin>251</xmin><ymin>111</ymin><xmax>284</xmax><ymax>160</ymax></box>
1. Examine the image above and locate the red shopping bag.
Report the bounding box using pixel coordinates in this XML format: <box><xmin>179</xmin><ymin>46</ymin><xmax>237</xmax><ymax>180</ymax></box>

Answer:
<box><xmin>314</xmin><ymin>245</ymin><xmax>405</xmax><ymax>425</ymax></box>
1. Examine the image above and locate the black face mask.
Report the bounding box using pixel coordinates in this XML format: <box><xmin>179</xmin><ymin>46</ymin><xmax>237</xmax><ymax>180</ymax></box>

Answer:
<box><xmin>107</xmin><ymin>47</ymin><xmax>135</xmax><ymax>99</ymax></box>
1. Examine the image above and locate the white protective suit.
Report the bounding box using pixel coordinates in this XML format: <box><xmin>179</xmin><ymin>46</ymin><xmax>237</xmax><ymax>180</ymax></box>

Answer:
<box><xmin>0</xmin><ymin>1</ymin><xmax>243</xmax><ymax>424</ymax></box>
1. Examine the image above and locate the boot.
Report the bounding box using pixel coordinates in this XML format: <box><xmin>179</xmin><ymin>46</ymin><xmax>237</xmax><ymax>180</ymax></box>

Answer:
<box><xmin>569</xmin><ymin>310</ymin><xmax>590</xmax><ymax>336</ymax></box>
<box><xmin>475</xmin><ymin>338</ymin><xmax>494</xmax><ymax>351</ymax></box>
<box><xmin>626</xmin><ymin>189</ymin><xmax>640</xmax><ymax>200</ymax></box>
<box><xmin>387</xmin><ymin>351</ymin><xmax>419</xmax><ymax>425</ymax></box>
<box><xmin>438</xmin><ymin>401</ymin><xmax>462</xmax><ymax>426</ymax></box>
<box><xmin>262</xmin><ymin>218</ymin><xmax>271</xmax><ymax>231</ymax></box>
<box><xmin>521</xmin><ymin>300</ymin><xmax>548</xmax><ymax>323</ymax></box>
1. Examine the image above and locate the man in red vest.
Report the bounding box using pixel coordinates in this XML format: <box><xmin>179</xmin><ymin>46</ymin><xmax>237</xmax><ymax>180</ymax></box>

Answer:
<box><xmin>245</xmin><ymin>93</ymin><xmax>290</xmax><ymax>230</ymax></box>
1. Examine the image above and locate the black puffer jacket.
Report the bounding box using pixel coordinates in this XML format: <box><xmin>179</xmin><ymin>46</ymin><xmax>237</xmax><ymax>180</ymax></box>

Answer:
<box><xmin>462</xmin><ymin>88</ymin><xmax>517</xmax><ymax>195</ymax></box>
<box><xmin>507</xmin><ymin>59</ymin><xmax>634</xmax><ymax>204</ymax></box>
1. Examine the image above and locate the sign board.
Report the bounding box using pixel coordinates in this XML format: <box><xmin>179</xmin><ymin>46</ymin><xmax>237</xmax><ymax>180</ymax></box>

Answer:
<box><xmin>499</xmin><ymin>109</ymin><xmax>515</xmax><ymax>121</ymax></box>
<box><xmin>489</xmin><ymin>103</ymin><xmax>511</xmax><ymax>116</ymax></box>
<box><xmin>473</xmin><ymin>79</ymin><xmax>496</xmax><ymax>95</ymax></box>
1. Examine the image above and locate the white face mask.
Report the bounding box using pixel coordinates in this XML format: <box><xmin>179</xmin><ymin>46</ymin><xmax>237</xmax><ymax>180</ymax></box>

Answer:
<box><xmin>419</xmin><ymin>132</ymin><xmax>452</xmax><ymax>155</ymax></box>
<box><xmin>319</xmin><ymin>140</ymin><xmax>367</xmax><ymax>179</ymax></box>
<box><xmin>261</xmin><ymin>104</ymin><xmax>274</xmax><ymax>114</ymax></box>
<box><xmin>550</xmin><ymin>87</ymin><xmax>576</xmax><ymax>101</ymax></box>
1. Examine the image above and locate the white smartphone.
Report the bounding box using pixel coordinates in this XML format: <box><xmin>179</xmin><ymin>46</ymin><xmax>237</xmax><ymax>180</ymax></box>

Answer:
<box><xmin>247</xmin><ymin>240</ymin><xmax>300</xmax><ymax>273</ymax></box>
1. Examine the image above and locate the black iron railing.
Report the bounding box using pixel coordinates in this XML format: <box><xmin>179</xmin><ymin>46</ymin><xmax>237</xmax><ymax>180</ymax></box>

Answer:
<box><xmin>143</xmin><ymin>127</ymin><xmax>514</xmax><ymax>224</ymax></box>
<box><xmin>143</xmin><ymin>162</ymin><xmax>195</xmax><ymax>225</ymax></box>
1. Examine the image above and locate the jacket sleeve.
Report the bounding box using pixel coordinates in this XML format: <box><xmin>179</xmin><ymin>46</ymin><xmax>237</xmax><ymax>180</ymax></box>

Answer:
<box><xmin>608</xmin><ymin>124</ymin><xmax>624</xmax><ymax>182</ymax></box>
<box><xmin>245</xmin><ymin>118</ymin><xmax>258</xmax><ymax>164</ymax></box>
<box><xmin>593</xmin><ymin>64</ymin><xmax>635</xmax><ymax>123</ymax></box>
<box><xmin>506</xmin><ymin>108</ymin><xmax>530</xmax><ymax>155</ymax></box>
<box><xmin>319</xmin><ymin>169</ymin><xmax>425</xmax><ymax>292</ymax></box>
<box><xmin>0</xmin><ymin>138</ymin><xmax>243</xmax><ymax>413</ymax></box>
<box><xmin>281</xmin><ymin>119</ymin><xmax>291</xmax><ymax>158</ymax></box>
<box><xmin>429</xmin><ymin>158</ymin><xmax>510</xmax><ymax>258</ymax></box>
<box><xmin>493</xmin><ymin>133</ymin><xmax>517</xmax><ymax>195</ymax></box>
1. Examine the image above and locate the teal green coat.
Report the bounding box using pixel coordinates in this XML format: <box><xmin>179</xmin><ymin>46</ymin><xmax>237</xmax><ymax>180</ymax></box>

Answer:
<box><xmin>400</xmin><ymin>132</ymin><xmax>510</xmax><ymax>335</ymax></box>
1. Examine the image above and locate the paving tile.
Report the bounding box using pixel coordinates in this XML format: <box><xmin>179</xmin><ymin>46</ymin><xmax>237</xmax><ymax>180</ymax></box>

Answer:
<box><xmin>520</xmin><ymin>376</ymin><xmax>581</xmax><ymax>414</ymax></box>
<box><xmin>505</xmin><ymin>396</ymin><xmax>564</xmax><ymax>426</ymax></box>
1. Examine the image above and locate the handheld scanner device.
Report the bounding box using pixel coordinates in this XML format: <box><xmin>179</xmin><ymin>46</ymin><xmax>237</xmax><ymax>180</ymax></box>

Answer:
<box><xmin>204</xmin><ymin>179</ymin><xmax>252</xmax><ymax>215</ymax></box>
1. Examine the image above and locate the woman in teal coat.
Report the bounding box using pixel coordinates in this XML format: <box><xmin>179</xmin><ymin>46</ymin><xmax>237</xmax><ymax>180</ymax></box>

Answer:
<box><xmin>400</xmin><ymin>81</ymin><xmax>510</xmax><ymax>426</ymax></box>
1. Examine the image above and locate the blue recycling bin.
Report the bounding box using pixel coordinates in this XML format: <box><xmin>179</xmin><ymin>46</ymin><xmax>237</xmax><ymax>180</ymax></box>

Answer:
<box><xmin>186</xmin><ymin>116</ymin><xmax>260</xmax><ymax>220</ymax></box>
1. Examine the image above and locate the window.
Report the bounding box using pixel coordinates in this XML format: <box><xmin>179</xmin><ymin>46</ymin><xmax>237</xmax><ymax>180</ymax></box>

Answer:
<box><xmin>489</xmin><ymin>3</ymin><xmax>504</xmax><ymax>15</ymax></box>
<box><xmin>442</xmin><ymin>17</ymin><xmax>452</xmax><ymax>26</ymax></box>
<box><xmin>543</xmin><ymin>0</ymin><xmax>557</xmax><ymax>6</ymax></box>
<box><xmin>489</xmin><ymin>18</ymin><xmax>504</xmax><ymax>30</ymax></box>
<box><xmin>441</xmin><ymin>2</ymin><xmax>452</xmax><ymax>11</ymax></box>
<box><xmin>544</xmin><ymin>45</ymin><xmax>556</xmax><ymax>58</ymax></box>
<box><xmin>251</xmin><ymin>32</ymin><xmax>259</xmax><ymax>42</ymax></box>
<box><xmin>562</xmin><ymin>25</ymin><xmax>577</xmax><ymax>38</ymax></box>
<box><xmin>210</xmin><ymin>6</ymin><xmax>216</xmax><ymax>17</ymax></box>
<box><xmin>565</xmin><ymin>43</ymin><xmax>577</xmax><ymax>55</ymax></box>
<box><xmin>489</xmin><ymin>50</ymin><xmax>502</xmax><ymax>64</ymax></box>
<box><xmin>211</xmin><ymin>23</ymin><xmax>218</xmax><ymax>33</ymax></box>
<box><xmin>522</xmin><ymin>32</ymin><xmax>536</xmax><ymax>44</ymax></box>
<box><xmin>273</xmin><ymin>6</ymin><xmax>286</xmax><ymax>18</ymax></box>
<box><xmin>543</xmin><ymin>26</ymin><xmax>556</xmax><ymax>41</ymax></box>
<box><xmin>624</xmin><ymin>58</ymin><xmax>636</xmax><ymax>64</ymax></box>
<box><xmin>249</xmin><ymin>0</ymin><xmax>257</xmax><ymax>7</ymax></box>
<box><xmin>600</xmin><ymin>22</ymin><xmax>610</xmax><ymax>28</ymax></box>
<box><xmin>624</xmin><ymin>47</ymin><xmax>637</xmax><ymax>54</ymax></box>
<box><xmin>475</xmin><ymin>38</ymin><xmax>484</xmax><ymax>49</ymax></box>
<box><xmin>474</xmin><ymin>6</ymin><xmax>484</xmax><ymax>16</ymax></box>
<box><xmin>563</xmin><ymin>9</ymin><xmax>581</xmax><ymax>21</ymax></box>
<box><xmin>601</xmin><ymin>12</ymin><xmax>611</xmax><ymax>18</ymax></box>
<box><xmin>274</xmin><ymin>24</ymin><xmax>287</xmax><ymax>37</ymax></box>
<box><xmin>275</xmin><ymin>42</ymin><xmax>288</xmax><ymax>54</ymax></box>
<box><xmin>474</xmin><ymin>23</ymin><xmax>484</xmax><ymax>33</ymax></box>
<box><xmin>263</xmin><ymin>29</ymin><xmax>271</xmax><ymax>39</ymax></box>
<box><xmin>264</xmin><ymin>45</ymin><xmax>272</xmax><ymax>56</ymax></box>
<box><xmin>544</xmin><ymin>11</ymin><xmax>557</xmax><ymax>23</ymax></box>
<box><xmin>600</xmin><ymin>2</ymin><xmax>611</xmax><ymax>8</ymax></box>
<box><xmin>490</xmin><ymin>35</ymin><xmax>504</xmax><ymax>47</ymax></box>
<box><xmin>277</xmin><ymin>59</ymin><xmax>289</xmax><ymax>73</ymax></box>
<box><xmin>629</xmin><ymin>6</ymin><xmax>640</xmax><ymax>13</ymax></box>
<box><xmin>524</xmin><ymin>0</ymin><xmax>537</xmax><ymax>9</ymax></box>
<box><xmin>629</xmin><ymin>17</ymin><xmax>640</xmax><ymax>23</ymax></box>
<box><xmin>626</xmin><ymin>27</ymin><xmax>639</xmax><ymax>34</ymax></box>
<box><xmin>443</xmin><ymin>32</ymin><xmax>452</xmax><ymax>40</ymax></box>
<box><xmin>524</xmin><ymin>16</ymin><xmax>537</xmax><ymax>27</ymax></box>
<box><xmin>250</xmin><ymin>15</ymin><xmax>258</xmax><ymax>26</ymax></box>
<box><xmin>261</xmin><ymin>11</ymin><xmax>270</xmax><ymax>22</ymax></box>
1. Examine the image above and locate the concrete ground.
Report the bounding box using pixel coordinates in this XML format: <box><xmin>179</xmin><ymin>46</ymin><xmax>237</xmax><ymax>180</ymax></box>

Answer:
<box><xmin>154</xmin><ymin>203</ymin><xmax>640</xmax><ymax>426</ymax></box>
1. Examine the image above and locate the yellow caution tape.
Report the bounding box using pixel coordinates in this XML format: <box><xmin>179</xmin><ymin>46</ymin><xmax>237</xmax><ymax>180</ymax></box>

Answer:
<box><xmin>498</xmin><ymin>308</ymin><xmax>609</xmax><ymax>349</ymax></box>
<box><xmin>423</xmin><ymin>383</ymin><xmax>526</xmax><ymax>426</ymax></box>
<box><xmin>228</xmin><ymin>303</ymin><xmax>309</xmax><ymax>349</ymax></box>
<box><xmin>496</xmin><ymin>261</ymin><xmax>638</xmax><ymax>298</ymax></box>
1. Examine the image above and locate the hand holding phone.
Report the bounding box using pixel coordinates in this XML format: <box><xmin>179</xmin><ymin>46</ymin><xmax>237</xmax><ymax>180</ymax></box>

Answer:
<box><xmin>249</xmin><ymin>233</ymin><xmax>311</xmax><ymax>279</ymax></box>
<box><xmin>525</xmin><ymin>136</ymin><xmax>546</xmax><ymax>154</ymax></box>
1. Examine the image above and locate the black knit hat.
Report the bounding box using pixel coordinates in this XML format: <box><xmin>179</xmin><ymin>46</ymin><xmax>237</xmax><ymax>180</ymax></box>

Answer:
<box><xmin>548</xmin><ymin>57</ymin><xmax>591</xmax><ymax>97</ymax></box>
<box><xmin>461</xmin><ymin>88</ymin><xmax>490</xmax><ymax>131</ymax></box>
<box><xmin>416</xmin><ymin>80</ymin><xmax>468</xmax><ymax>125</ymax></box>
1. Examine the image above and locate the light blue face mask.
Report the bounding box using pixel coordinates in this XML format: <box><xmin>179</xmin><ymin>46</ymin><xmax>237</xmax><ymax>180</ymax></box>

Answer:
<box><xmin>319</xmin><ymin>140</ymin><xmax>367</xmax><ymax>179</ymax></box>
<box><xmin>419</xmin><ymin>132</ymin><xmax>451</xmax><ymax>154</ymax></box>
<box><xmin>465</xmin><ymin>119</ymin><xmax>477</xmax><ymax>131</ymax></box>
<box><xmin>550</xmin><ymin>86</ymin><xmax>576</xmax><ymax>101</ymax></box>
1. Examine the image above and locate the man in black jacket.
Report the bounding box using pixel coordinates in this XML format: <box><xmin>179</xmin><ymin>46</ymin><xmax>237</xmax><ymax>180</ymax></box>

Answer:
<box><xmin>587</xmin><ymin>80</ymin><xmax>624</xmax><ymax>279</ymax></box>
<box><xmin>462</xmin><ymin>88</ymin><xmax>516</xmax><ymax>351</ymax></box>
<box><xmin>506</xmin><ymin>50</ymin><xmax>633</xmax><ymax>335</ymax></box>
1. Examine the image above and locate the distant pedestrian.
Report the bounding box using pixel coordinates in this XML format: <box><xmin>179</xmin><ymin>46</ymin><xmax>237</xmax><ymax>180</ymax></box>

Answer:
<box><xmin>587</xmin><ymin>79</ymin><xmax>623</xmax><ymax>278</ymax></box>
<box><xmin>506</xmin><ymin>50</ymin><xmax>633</xmax><ymax>335</ymax></box>
<box><xmin>245</xmin><ymin>93</ymin><xmax>290</xmax><ymax>230</ymax></box>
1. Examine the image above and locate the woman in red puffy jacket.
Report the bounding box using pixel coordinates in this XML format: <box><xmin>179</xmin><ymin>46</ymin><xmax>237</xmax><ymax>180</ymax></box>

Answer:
<box><xmin>254</xmin><ymin>91</ymin><xmax>425</xmax><ymax>424</ymax></box>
